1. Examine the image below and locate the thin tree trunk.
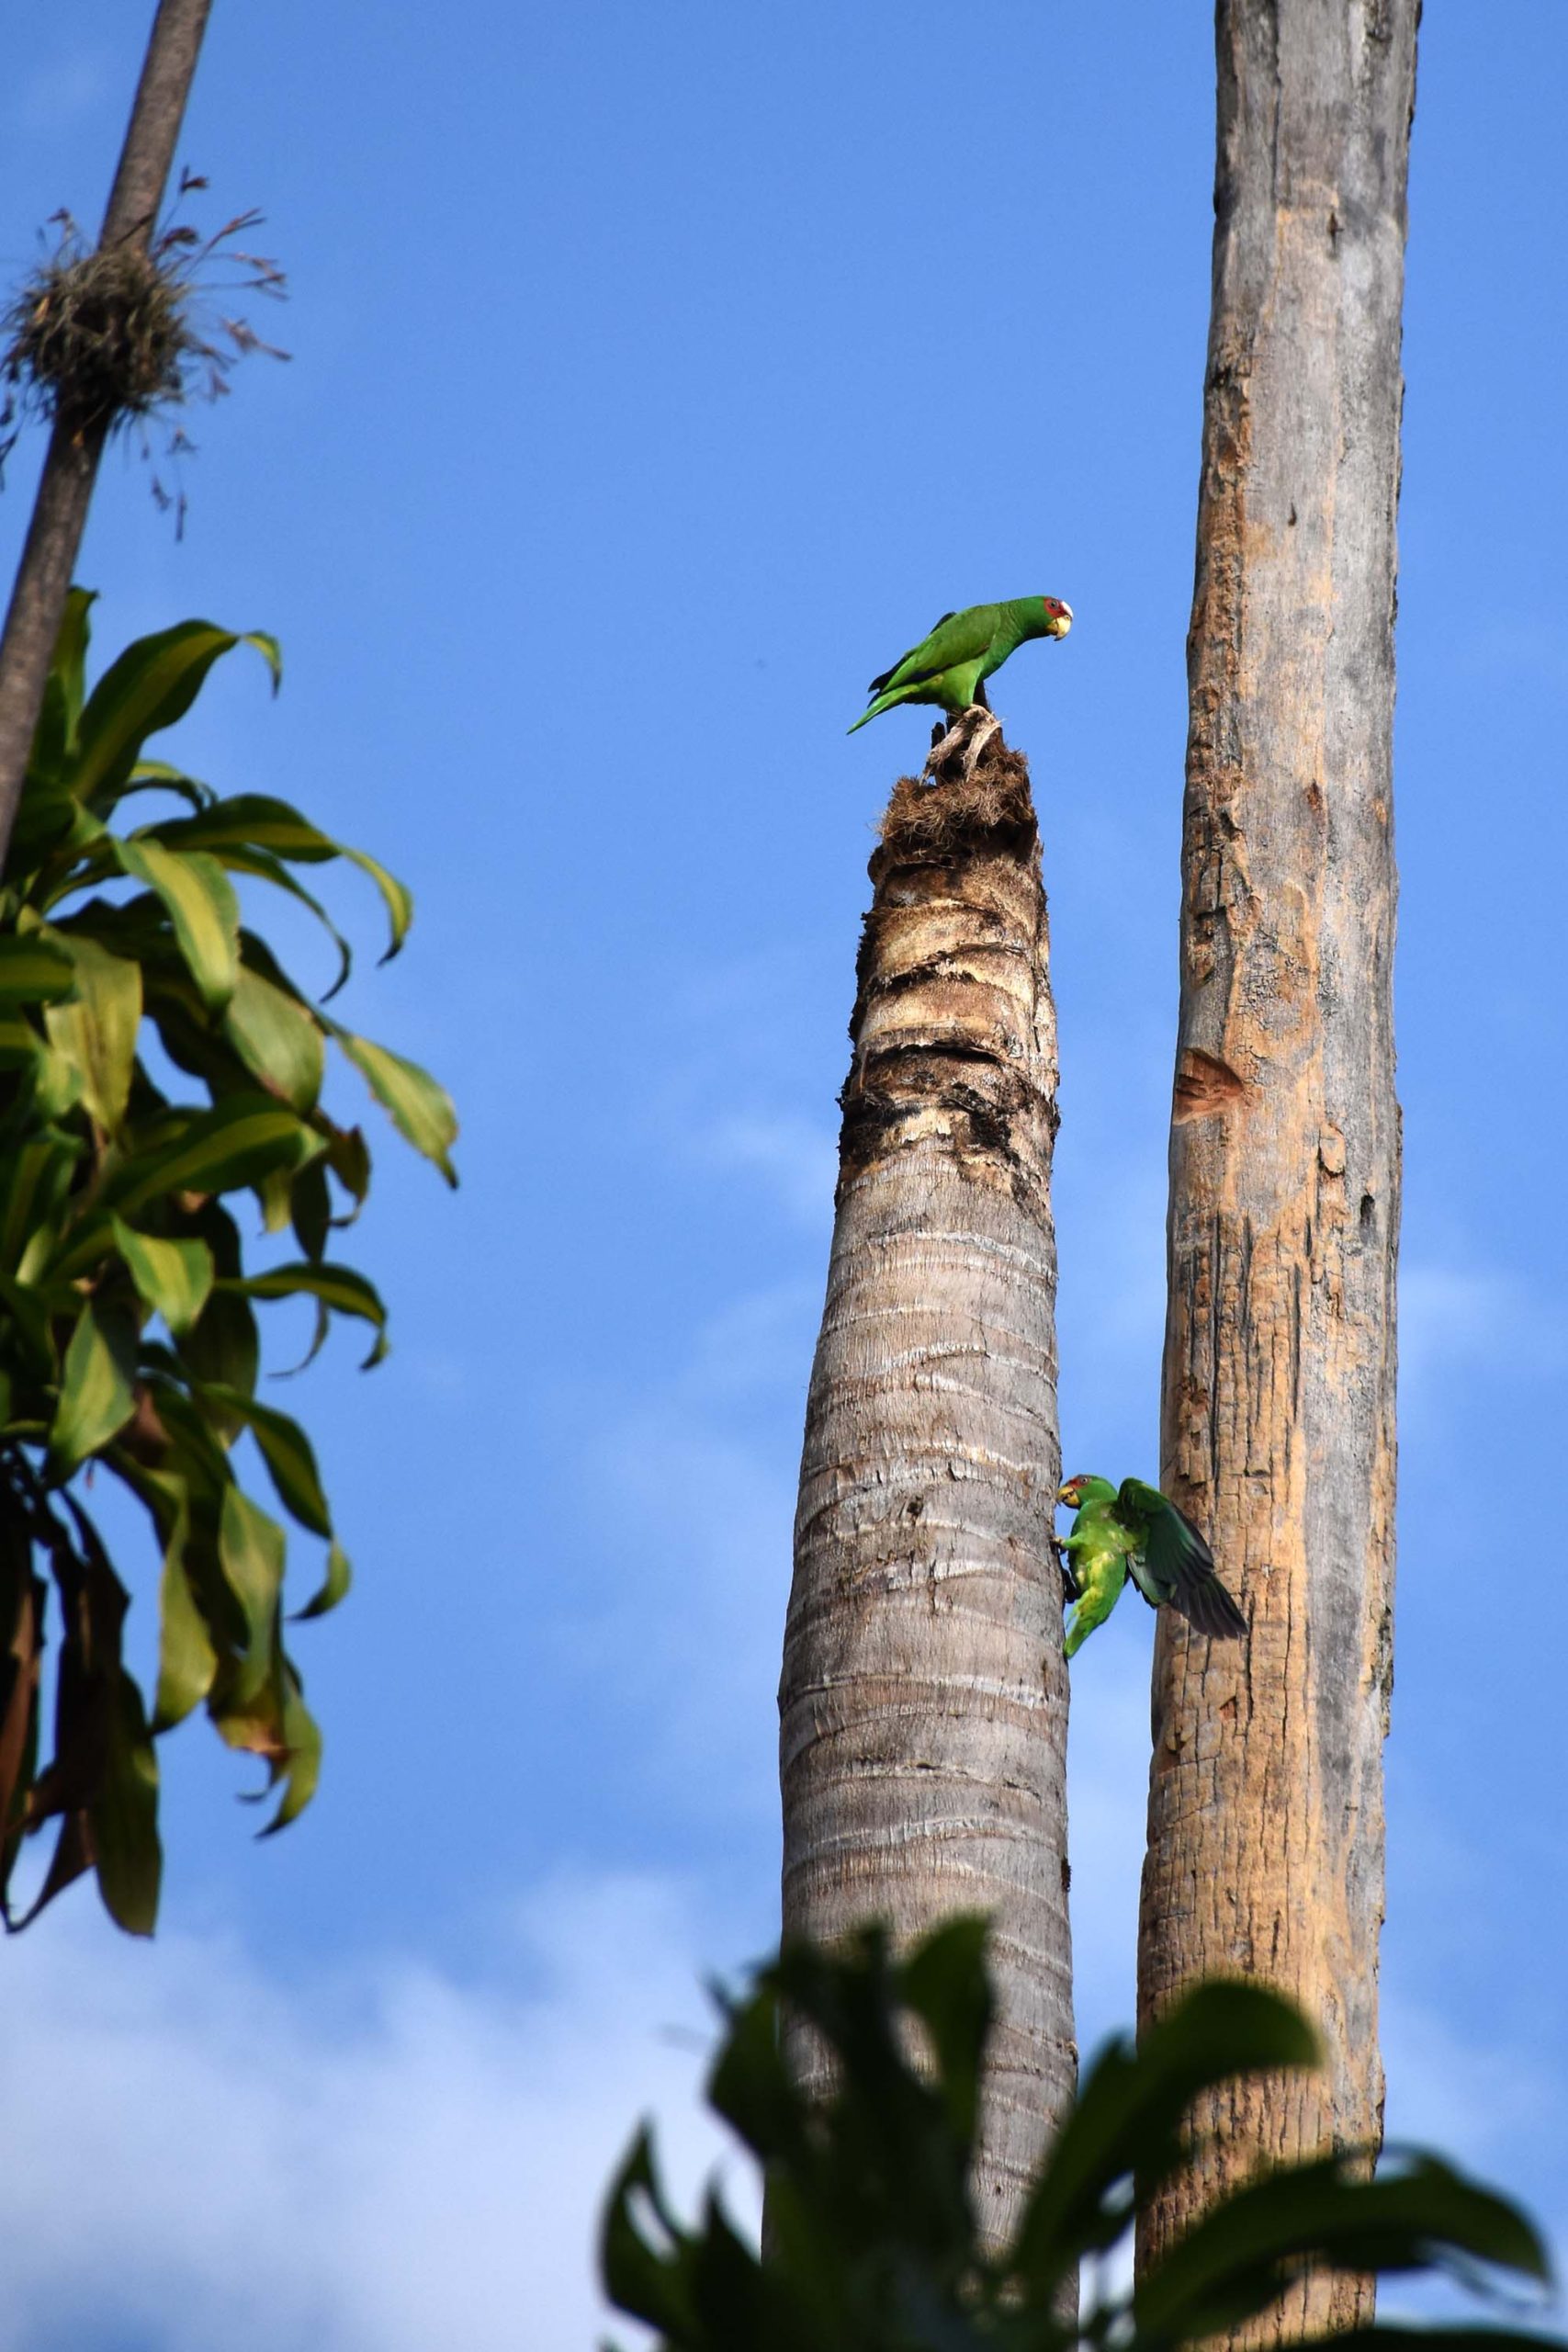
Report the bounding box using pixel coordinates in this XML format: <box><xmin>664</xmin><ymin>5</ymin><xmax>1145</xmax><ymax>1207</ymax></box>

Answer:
<box><xmin>780</xmin><ymin>711</ymin><xmax>1074</xmax><ymax>2247</ymax></box>
<box><xmin>1136</xmin><ymin>1</ymin><xmax>1416</xmax><ymax>2334</ymax></box>
<box><xmin>0</xmin><ymin>0</ymin><xmax>213</xmax><ymax>862</ymax></box>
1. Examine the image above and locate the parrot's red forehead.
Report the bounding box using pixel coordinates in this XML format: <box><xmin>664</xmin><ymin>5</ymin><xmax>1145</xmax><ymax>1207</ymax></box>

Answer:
<box><xmin>1063</xmin><ymin>1473</ymin><xmax>1089</xmax><ymax>1488</ymax></box>
<box><xmin>1042</xmin><ymin>596</ymin><xmax>1067</xmax><ymax>615</ymax></box>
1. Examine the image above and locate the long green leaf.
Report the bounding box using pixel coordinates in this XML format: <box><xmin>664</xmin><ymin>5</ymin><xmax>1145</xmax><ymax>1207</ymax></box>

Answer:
<box><xmin>217</xmin><ymin>1261</ymin><xmax>388</xmax><ymax>1368</ymax></box>
<box><xmin>49</xmin><ymin>1304</ymin><xmax>137</xmax><ymax>1473</ymax></box>
<box><xmin>216</xmin><ymin>843</ymin><xmax>354</xmax><ymax>996</ymax></box>
<box><xmin>0</xmin><ymin>1009</ymin><xmax>42</xmax><ymax>1066</ymax></box>
<box><xmin>201</xmin><ymin>1385</ymin><xmax>333</xmax><ymax>1538</ymax></box>
<box><xmin>121</xmin><ymin>757</ymin><xmax>213</xmax><ymax>811</ymax></box>
<box><xmin>107</xmin><ymin>1096</ymin><xmax>322</xmax><ymax>1217</ymax></box>
<box><xmin>292</xmin><ymin>1540</ymin><xmax>352</xmax><ymax>1622</ymax></box>
<box><xmin>111</xmin><ymin>1216</ymin><xmax>215</xmax><ymax>1336</ymax></box>
<box><xmin>222</xmin><ymin>966</ymin><xmax>324</xmax><ymax>1111</ymax></box>
<box><xmin>336</xmin><ymin>1031</ymin><xmax>457</xmax><ymax>1184</ymax></box>
<box><xmin>260</xmin><ymin>1667</ymin><xmax>322</xmax><ymax>1833</ymax></box>
<box><xmin>216</xmin><ymin>1486</ymin><xmax>287</xmax><ymax>1707</ymax></box>
<box><xmin>28</xmin><ymin>587</ymin><xmax>96</xmax><ymax>788</ymax></box>
<box><xmin>1014</xmin><ymin>1980</ymin><xmax>1320</xmax><ymax>2289</ymax></box>
<box><xmin>1134</xmin><ymin>2154</ymin><xmax>1552</xmax><ymax>2347</ymax></box>
<box><xmin>71</xmin><ymin>621</ymin><xmax>281</xmax><ymax>811</ymax></box>
<box><xmin>0</xmin><ymin>935</ymin><xmax>77</xmax><ymax>1001</ymax></box>
<box><xmin>0</xmin><ymin>1136</ymin><xmax>81</xmax><ymax>1275</ymax></box>
<box><xmin>133</xmin><ymin>1467</ymin><xmax>221</xmax><ymax>1731</ymax></box>
<box><xmin>42</xmin><ymin>931</ymin><xmax>141</xmax><ymax>1135</ymax></box>
<box><xmin>113</xmin><ymin>838</ymin><xmax>240</xmax><ymax>1011</ymax></box>
<box><xmin>89</xmin><ymin>1675</ymin><xmax>163</xmax><ymax>1938</ymax></box>
<box><xmin>146</xmin><ymin>793</ymin><xmax>413</xmax><ymax>964</ymax></box>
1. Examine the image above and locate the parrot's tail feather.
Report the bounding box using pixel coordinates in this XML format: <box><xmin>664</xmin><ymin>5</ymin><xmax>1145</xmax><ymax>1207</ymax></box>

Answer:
<box><xmin>848</xmin><ymin>692</ymin><xmax>897</xmax><ymax>734</ymax></box>
<box><xmin>1184</xmin><ymin>1577</ymin><xmax>1249</xmax><ymax>1641</ymax></box>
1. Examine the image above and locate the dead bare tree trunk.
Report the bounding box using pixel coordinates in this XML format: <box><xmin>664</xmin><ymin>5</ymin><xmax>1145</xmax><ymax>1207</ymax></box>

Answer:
<box><xmin>1136</xmin><ymin>2</ymin><xmax>1417</xmax><ymax>2335</ymax></box>
<box><xmin>780</xmin><ymin>710</ymin><xmax>1074</xmax><ymax>2248</ymax></box>
<box><xmin>0</xmin><ymin>0</ymin><xmax>213</xmax><ymax>862</ymax></box>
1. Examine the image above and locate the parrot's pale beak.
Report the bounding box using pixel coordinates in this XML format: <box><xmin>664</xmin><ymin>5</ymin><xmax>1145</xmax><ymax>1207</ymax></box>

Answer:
<box><xmin>1051</xmin><ymin>605</ymin><xmax>1073</xmax><ymax>639</ymax></box>
<box><xmin>1056</xmin><ymin>1482</ymin><xmax>1077</xmax><ymax>1505</ymax></box>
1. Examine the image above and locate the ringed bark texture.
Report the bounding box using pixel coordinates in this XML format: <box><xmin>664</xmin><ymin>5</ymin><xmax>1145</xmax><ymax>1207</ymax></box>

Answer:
<box><xmin>1137</xmin><ymin>2</ymin><xmax>1416</xmax><ymax>2335</ymax></box>
<box><xmin>780</xmin><ymin>712</ymin><xmax>1074</xmax><ymax>2245</ymax></box>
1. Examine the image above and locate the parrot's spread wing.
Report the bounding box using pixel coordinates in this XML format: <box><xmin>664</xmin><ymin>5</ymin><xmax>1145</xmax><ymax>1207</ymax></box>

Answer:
<box><xmin>1119</xmin><ymin>1479</ymin><xmax>1247</xmax><ymax>1641</ymax></box>
<box><xmin>867</xmin><ymin>605</ymin><xmax>996</xmax><ymax>695</ymax></box>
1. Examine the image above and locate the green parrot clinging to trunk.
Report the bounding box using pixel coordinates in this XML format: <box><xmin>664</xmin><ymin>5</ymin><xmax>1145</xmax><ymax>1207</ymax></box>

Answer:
<box><xmin>1055</xmin><ymin>1475</ymin><xmax>1247</xmax><ymax>1660</ymax></box>
<box><xmin>848</xmin><ymin>595</ymin><xmax>1073</xmax><ymax>733</ymax></box>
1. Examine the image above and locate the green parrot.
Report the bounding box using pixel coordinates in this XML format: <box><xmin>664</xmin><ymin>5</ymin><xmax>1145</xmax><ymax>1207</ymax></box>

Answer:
<box><xmin>1055</xmin><ymin>1475</ymin><xmax>1247</xmax><ymax>1660</ymax></box>
<box><xmin>848</xmin><ymin>595</ymin><xmax>1073</xmax><ymax>733</ymax></box>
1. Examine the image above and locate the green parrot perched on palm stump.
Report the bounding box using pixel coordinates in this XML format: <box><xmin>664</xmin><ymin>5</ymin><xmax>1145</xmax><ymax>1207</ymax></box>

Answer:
<box><xmin>1055</xmin><ymin>1476</ymin><xmax>1247</xmax><ymax>1659</ymax></box>
<box><xmin>849</xmin><ymin>595</ymin><xmax>1073</xmax><ymax>733</ymax></box>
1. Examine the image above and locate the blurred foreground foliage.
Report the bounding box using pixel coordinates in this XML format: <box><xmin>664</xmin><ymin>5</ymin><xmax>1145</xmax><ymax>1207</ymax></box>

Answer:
<box><xmin>0</xmin><ymin>592</ymin><xmax>455</xmax><ymax>1934</ymax></box>
<box><xmin>604</xmin><ymin>1919</ymin><xmax>1560</xmax><ymax>2352</ymax></box>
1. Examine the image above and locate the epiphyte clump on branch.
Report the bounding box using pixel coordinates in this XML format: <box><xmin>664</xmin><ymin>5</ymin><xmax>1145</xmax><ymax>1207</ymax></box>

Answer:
<box><xmin>1056</xmin><ymin>1476</ymin><xmax>1247</xmax><ymax>1659</ymax></box>
<box><xmin>848</xmin><ymin>594</ymin><xmax>1072</xmax><ymax>733</ymax></box>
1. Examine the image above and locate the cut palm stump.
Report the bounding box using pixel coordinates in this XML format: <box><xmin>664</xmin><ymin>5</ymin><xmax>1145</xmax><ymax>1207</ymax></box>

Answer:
<box><xmin>780</xmin><ymin>707</ymin><xmax>1074</xmax><ymax>2248</ymax></box>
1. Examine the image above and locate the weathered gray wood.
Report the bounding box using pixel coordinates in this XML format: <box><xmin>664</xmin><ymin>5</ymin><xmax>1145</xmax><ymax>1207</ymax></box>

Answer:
<box><xmin>1137</xmin><ymin>3</ymin><xmax>1416</xmax><ymax>2335</ymax></box>
<box><xmin>780</xmin><ymin>711</ymin><xmax>1074</xmax><ymax>2247</ymax></box>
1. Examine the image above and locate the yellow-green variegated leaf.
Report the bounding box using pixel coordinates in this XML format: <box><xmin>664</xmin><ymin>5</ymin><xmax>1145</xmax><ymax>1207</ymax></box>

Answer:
<box><xmin>42</xmin><ymin>932</ymin><xmax>141</xmax><ymax>1135</ymax></box>
<box><xmin>123</xmin><ymin>1465</ymin><xmax>220</xmax><ymax>1731</ymax></box>
<box><xmin>108</xmin><ymin>1096</ymin><xmax>323</xmax><ymax>1218</ymax></box>
<box><xmin>0</xmin><ymin>1009</ymin><xmax>41</xmax><ymax>1066</ymax></box>
<box><xmin>216</xmin><ymin>1486</ymin><xmax>286</xmax><ymax>1707</ymax></box>
<box><xmin>89</xmin><ymin>1677</ymin><xmax>162</xmax><ymax>1937</ymax></box>
<box><xmin>111</xmin><ymin>1216</ymin><xmax>215</xmax><ymax>1336</ymax></box>
<box><xmin>222</xmin><ymin>966</ymin><xmax>324</xmax><ymax>1111</ymax></box>
<box><xmin>292</xmin><ymin>1539</ymin><xmax>351</xmax><ymax>1622</ymax></box>
<box><xmin>145</xmin><ymin>795</ymin><xmax>414</xmax><ymax>966</ymax></box>
<box><xmin>339</xmin><ymin>845</ymin><xmax>412</xmax><ymax>965</ymax></box>
<box><xmin>71</xmin><ymin>621</ymin><xmax>281</xmax><ymax>811</ymax></box>
<box><xmin>114</xmin><ymin>838</ymin><xmax>240</xmax><ymax>1012</ymax></box>
<box><xmin>49</xmin><ymin>1303</ymin><xmax>137</xmax><ymax>1472</ymax></box>
<box><xmin>261</xmin><ymin>1668</ymin><xmax>322</xmax><ymax>1833</ymax></box>
<box><xmin>0</xmin><ymin>935</ymin><xmax>77</xmax><ymax>1001</ymax></box>
<box><xmin>201</xmin><ymin>1385</ymin><xmax>333</xmax><ymax>1537</ymax></box>
<box><xmin>217</xmin><ymin>1261</ymin><xmax>388</xmax><ymax>1368</ymax></box>
<box><xmin>156</xmin><ymin>1542</ymin><xmax>219</xmax><ymax>1731</ymax></box>
<box><xmin>0</xmin><ymin>1136</ymin><xmax>80</xmax><ymax>1276</ymax></box>
<box><xmin>29</xmin><ymin>587</ymin><xmax>96</xmax><ymax>786</ymax></box>
<box><xmin>336</xmin><ymin>1032</ymin><xmax>457</xmax><ymax>1185</ymax></box>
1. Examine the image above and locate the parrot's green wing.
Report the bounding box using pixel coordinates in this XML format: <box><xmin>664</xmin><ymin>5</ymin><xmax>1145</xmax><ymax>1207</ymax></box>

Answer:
<box><xmin>867</xmin><ymin>604</ymin><xmax>1001</xmax><ymax>695</ymax></box>
<box><xmin>1118</xmin><ymin>1478</ymin><xmax>1247</xmax><ymax>1641</ymax></box>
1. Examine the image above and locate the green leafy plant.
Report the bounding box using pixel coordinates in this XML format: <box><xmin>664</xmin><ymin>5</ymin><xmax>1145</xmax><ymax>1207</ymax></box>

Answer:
<box><xmin>604</xmin><ymin>1920</ymin><xmax>1559</xmax><ymax>2352</ymax></box>
<box><xmin>0</xmin><ymin>591</ymin><xmax>456</xmax><ymax>1935</ymax></box>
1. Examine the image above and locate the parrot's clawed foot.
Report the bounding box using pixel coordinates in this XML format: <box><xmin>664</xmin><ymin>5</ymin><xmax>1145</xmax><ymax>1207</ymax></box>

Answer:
<box><xmin>925</xmin><ymin>706</ymin><xmax>1002</xmax><ymax>784</ymax></box>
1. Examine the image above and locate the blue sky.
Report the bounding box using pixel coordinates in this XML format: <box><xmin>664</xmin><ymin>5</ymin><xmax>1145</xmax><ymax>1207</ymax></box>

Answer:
<box><xmin>3</xmin><ymin>5</ymin><xmax>1566</xmax><ymax>2346</ymax></box>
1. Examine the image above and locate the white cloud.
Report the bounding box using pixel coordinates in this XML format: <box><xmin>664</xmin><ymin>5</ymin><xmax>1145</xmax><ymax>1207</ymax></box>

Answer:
<box><xmin>0</xmin><ymin>1873</ymin><xmax>751</xmax><ymax>2352</ymax></box>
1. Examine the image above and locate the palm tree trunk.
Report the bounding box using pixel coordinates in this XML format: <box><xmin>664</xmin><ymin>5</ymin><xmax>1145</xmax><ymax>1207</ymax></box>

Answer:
<box><xmin>1136</xmin><ymin>2</ymin><xmax>1417</xmax><ymax>2334</ymax></box>
<box><xmin>780</xmin><ymin>710</ymin><xmax>1074</xmax><ymax>2245</ymax></box>
<box><xmin>0</xmin><ymin>0</ymin><xmax>213</xmax><ymax>864</ymax></box>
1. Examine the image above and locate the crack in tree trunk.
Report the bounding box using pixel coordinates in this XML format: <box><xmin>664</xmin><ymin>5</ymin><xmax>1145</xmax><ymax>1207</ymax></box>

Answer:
<box><xmin>780</xmin><ymin>709</ymin><xmax>1074</xmax><ymax>2250</ymax></box>
<box><xmin>1136</xmin><ymin>4</ymin><xmax>1416</xmax><ymax>2338</ymax></box>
